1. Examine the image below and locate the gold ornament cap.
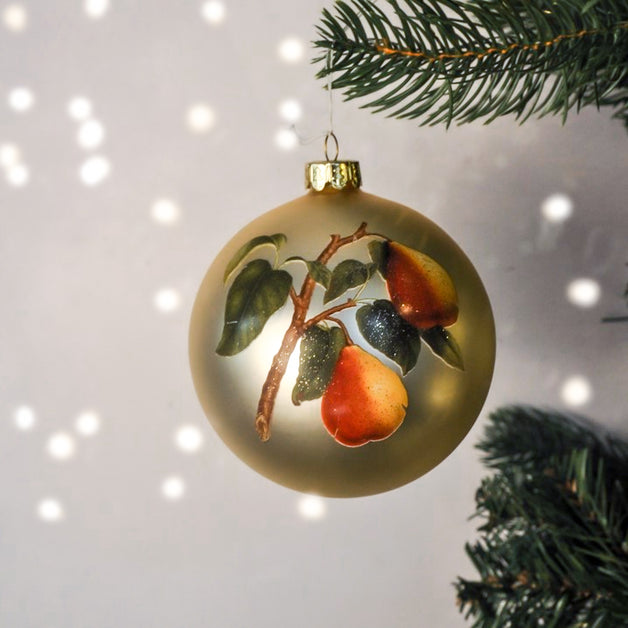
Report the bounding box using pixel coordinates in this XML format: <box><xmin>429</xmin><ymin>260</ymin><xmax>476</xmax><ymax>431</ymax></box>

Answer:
<box><xmin>305</xmin><ymin>161</ymin><xmax>362</xmax><ymax>192</ymax></box>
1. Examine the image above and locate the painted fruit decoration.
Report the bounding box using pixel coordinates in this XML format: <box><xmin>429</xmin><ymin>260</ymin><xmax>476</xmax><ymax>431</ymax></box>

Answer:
<box><xmin>385</xmin><ymin>241</ymin><xmax>459</xmax><ymax>328</ymax></box>
<box><xmin>321</xmin><ymin>345</ymin><xmax>408</xmax><ymax>447</ymax></box>
<box><xmin>216</xmin><ymin>222</ymin><xmax>463</xmax><ymax>446</ymax></box>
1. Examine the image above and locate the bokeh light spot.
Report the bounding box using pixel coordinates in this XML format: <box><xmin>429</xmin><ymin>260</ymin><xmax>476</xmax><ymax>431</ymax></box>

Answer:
<box><xmin>541</xmin><ymin>193</ymin><xmax>573</xmax><ymax>223</ymax></box>
<box><xmin>77</xmin><ymin>119</ymin><xmax>105</xmax><ymax>149</ymax></box>
<box><xmin>186</xmin><ymin>104</ymin><xmax>215</xmax><ymax>133</ymax></box>
<box><xmin>566</xmin><ymin>278</ymin><xmax>601</xmax><ymax>308</ymax></box>
<box><xmin>151</xmin><ymin>198</ymin><xmax>180</xmax><ymax>225</ymax></box>
<box><xmin>47</xmin><ymin>432</ymin><xmax>76</xmax><ymax>460</ymax></box>
<box><xmin>6</xmin><ymin>164</ymin><xmax>29</xmax><ymax>187</ymax></box>
<box><xmin>2</xmin><ymin>4</ymin><xmax>27</xmax><ymax>32</ymax></box>
<box><xmin>84</xmin><ymin>0</ymin><xmax>110</xmax><ymax>19</ymax></box>
<box><xmin>0</xmin><ymin>143</ymin><xmax>21</xmax><ymax>168</ymax></box>
<box><xmin>175</xmin><ymin>425</ymin><xmax>204</xmax><ymax>453</ymax></box>
<box><xmin>298</xmin><ymin>495</ymin><xmax>327</xmax><ymax>520</ymax></box>
<box><xmin>278</xmin><ymin>99</ymin><xmax>302</xmax><ymax>123</ymax></box>
<box><xmin>275</xmin><ymin>128</ymin><xmax>298</xmax><ymax>151</ymax></box>
<box><xmin>561</xmin><ymin>375</ymin><xmax>592</xmax><ymax>407</ymax></box>
<box><xmin>80</xmin><ymin>155</ymin><xmax>111</xmax><ymax>185</ymax></box>
<box><xmin>14</xmin><ymin>405</ymin><xmax>36</xmax><ymax>431</ymax></box>
<box><xmin>8</xmin><ymin>87</ymin><xmax>34</xmax><ymax>112</ymax></box>
<box><xmin>162</xmin><ymin>476</ymin><xmax>185</xmax><ymax>500</ymax></box>
<box><xmin>154</xmin><ymin>288</ymin><xmax>181</xmax><ymax>313</ymax></box>
<box><xmin>75</xmin><ymin>411</ymin><xmax>101</xmax><ymax>436</ymax></box>
<box><xmin>67</xmin><ymin>97</ymin><xmax>93</xmax><ymax>121</ymax></box>
<box><xmin>278</xmin><ymin>37</ymin><xmax>305</xmax><ymax>63</ymax></box>
<box><xmin>37</xmin><ymin>498</ymin><xmax>65</xmax><ymax>522</ymax></box>
<box><xmin>201</xmin><ymin>1</ymin><xmax>226</xmax><ymax>24</ymax></box>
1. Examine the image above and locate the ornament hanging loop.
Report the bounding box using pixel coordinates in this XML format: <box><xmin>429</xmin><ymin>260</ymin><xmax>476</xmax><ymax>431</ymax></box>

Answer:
<box><xmin>324</xmin><ymin>131</ymin><xmax>339</xmax><ymax>162</ymax></box>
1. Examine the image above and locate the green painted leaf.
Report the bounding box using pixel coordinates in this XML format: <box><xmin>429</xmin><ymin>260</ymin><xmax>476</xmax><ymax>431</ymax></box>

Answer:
<box><xmin>291</xmin><ymin>326</ymin><xmax>346</xmax><ymax>405</ymax></box>
<box><xmin>356</xmin><ymin>299</ymin><xmax>421</xmax><ymax>375</ymax></box>
<box><xmin>284</xmin><ymin>256</ymin><xmax>331</xmax><ymax>288</ymax></box>
<box><xmin>324</xmin><ymin>259</ymin><xmax>374</xmax><ymax>303</ymax></box>
<box><xmin>368</xmin><ymin>240</ymin><xmax>389</xmax><ymax>278</ymax></box>
<box><xmin>420</xmin><ymin>326</ymin><xmax>464</xmax><ymax>371</ymax></box>
<box><xmin>223</xmin><ymin>233</ymin><xmax>287</xmax><ymax>283</ymax></box>
<box><xmin>216</xmin><ymin>259</ymin><xmax>292</xmax><ymax>356</ymax></box>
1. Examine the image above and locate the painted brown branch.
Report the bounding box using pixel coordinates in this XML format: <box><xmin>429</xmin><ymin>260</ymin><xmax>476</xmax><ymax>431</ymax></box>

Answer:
<box><xmin>304</xmin><ymin>300</ymin><xmax>357</xmax><ymax>329</ymax></box>
<box><xmin>288</xmin><ymin>286</ymin><xmax>299</xmax><ymax>306</ymax></box>
<box><xmin>326</xmin><ymin>316</ymin><xmax>354</xmax><ymax>346</ymax></box>
<box><xmin>255</xmin><ymin>221</ymin><xmax>368</xmax><ymax>441</ymax></box>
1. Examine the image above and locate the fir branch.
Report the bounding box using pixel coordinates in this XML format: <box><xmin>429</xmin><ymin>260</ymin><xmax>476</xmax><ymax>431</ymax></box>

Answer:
<box><xmin>456</xmin><ymin>406</ymin><xmax>628</xmax><ymax>627</ymax></box>
<box><xmin>315</xmin><ymin>0</ymin><xmax>628</xmax><ymax>127</ymax></box>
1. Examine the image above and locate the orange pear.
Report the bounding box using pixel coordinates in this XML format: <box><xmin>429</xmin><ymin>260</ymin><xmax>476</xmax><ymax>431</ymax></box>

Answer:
<box><xmin>321</xmin><ymin>345</ymin><xmax>408</xmax><ymax>447</ymax></box>
<box><xmin>386</xmin><ymin>241</ymin><xmax>458</xmax><ymax>329</ymax></box>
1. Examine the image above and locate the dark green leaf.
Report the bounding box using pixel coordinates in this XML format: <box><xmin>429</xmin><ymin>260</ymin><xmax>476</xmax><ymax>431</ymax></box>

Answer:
<box><xmin>356</xmin><ymin>299</ymin><xmax>421</xmax><ymax>375</ymax></box>
<box><xmin>291</xmin><ymin>325</ymin><xmax>346</xmax><ymax>405</ymax></box>
<box><xmin>420</xmin><ymin>326</ymin><xmax>464</xmax><ymax>370</ymax></box>
<box><xmin>368</xmin><ymin>240</ymin><xmax>389</xmax><ymax>277</ymax></box>
<box><xmin>324</xmin><ymin>259</ymin><xmax>375</xmax><ymax>303</ymax></box>
<box><xmin>223</xmin><ymin>233</ymin><xmax>287</xmax><ymax>283</ymax></box>
<box><xmin>216</xmin><ymin>259</ymin><xmax>292</xmax><ymax>356</ymax></box>
<box><xmin>285</xmin><ymin>256</ymin><xmax>332</xmax><ymax>288</ymax></box>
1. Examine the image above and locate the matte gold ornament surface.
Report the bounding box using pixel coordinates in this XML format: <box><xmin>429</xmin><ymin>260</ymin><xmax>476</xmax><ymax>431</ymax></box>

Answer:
<box><xmin>189</xmin><ymin>164</ymin><xmax>495</xmax><ymax>497</ymax></box>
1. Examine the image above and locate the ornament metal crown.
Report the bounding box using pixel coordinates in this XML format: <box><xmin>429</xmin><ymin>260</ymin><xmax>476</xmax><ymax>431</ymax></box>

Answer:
<box><xmin>305</xmin><ymin>161</ymin><xmax>362</xmax><ymax>191</ymax></box>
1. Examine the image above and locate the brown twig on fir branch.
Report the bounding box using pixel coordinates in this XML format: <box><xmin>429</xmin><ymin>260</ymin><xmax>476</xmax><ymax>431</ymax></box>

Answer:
<box><xmin>373</xmin><ymin>23</ymin><xmax>628</xmax><ymax>63</ymax></box>
<box><xmin>255</xmin><ymin>222</ymin><xmax>368</xmax><ymax>441</ymax></box>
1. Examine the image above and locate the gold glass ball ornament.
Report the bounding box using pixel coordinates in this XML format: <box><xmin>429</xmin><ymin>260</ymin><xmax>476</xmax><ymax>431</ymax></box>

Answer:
<box><xmin>189</xmin><ymin>159</ymin><xmax>495</xmax><ymax>497</ymax></box>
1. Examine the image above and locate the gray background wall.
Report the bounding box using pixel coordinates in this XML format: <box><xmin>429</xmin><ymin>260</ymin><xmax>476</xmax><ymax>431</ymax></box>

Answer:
<box><xmin>1</xmin><ymin>2</ymin><xmax>626</xmax><ymax>626</ymax></box>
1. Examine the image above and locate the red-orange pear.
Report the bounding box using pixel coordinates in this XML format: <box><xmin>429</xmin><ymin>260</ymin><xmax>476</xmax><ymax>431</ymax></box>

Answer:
<box><xmin>386</xmin><ymin>241</ymin><xmax>458</xmax><ymax>329</ymax></box>
<box><xmin>321</xmin><ymin>345</ymin><xmax>408</xmax><ymax>447</ymax></box>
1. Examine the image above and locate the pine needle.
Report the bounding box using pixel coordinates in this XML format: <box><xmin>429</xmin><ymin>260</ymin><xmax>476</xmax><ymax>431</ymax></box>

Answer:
<box><xmin>314</xmin><ymin>0</ymin><xmax>628</xmax><ymax>127</ymax></box>
<box><xmin>456</xmin><ymin>406</ymin><xmax>628</xmax><ymax>627</ymax></box>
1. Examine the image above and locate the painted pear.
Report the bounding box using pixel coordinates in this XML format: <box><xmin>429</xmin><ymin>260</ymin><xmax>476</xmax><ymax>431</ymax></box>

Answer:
<box><xmin>386</xmin><ymin>241</ymin><xmax>458</xmax><ymax>329</ymax></box>
<box><xmin>321</xmin><ymin>345</ymin><xmax>408</xmax><ymax>447</ymax></box>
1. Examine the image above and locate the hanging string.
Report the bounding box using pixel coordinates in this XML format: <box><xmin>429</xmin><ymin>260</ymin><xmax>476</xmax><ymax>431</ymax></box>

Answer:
<box><xmin>303</xmin><ymin>0</ymin><xmax>381</xmax><ymax>160</ymax></box>
<box><xmin>289</xmin><ymin>46</ymin><xmax>340</xmax><ymax>162</ymax></box>
<box><xmin>324</xmin><ymin>48</ymin><xmax>339</xmax><ymax>162</ymax></box>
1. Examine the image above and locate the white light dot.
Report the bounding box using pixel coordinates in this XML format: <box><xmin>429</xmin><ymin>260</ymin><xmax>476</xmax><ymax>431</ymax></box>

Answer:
<box><xmin>75</xmin><ymin>411</ymin><xmax>101</xmax><ymax>436</ymax></box>
<box><xmin>566</xmin><ymin>278</ymin><xmax>601</xmax><ymax>308</ymax></box>
<box><xmin>201</xmin><ymin>1</ymin><xmax>226</xmax><ymax>24</ymax></box>
<box><xmin>47</xmin><ymin>432</ymin><xmax>76</xmax><ymax>460</ymax></box>
<box><xmin>6</xmin><ymin>164</ymin><xmax>29</xmax><ymax>187</ymax></box>
<box><xmin>67</xmin><ymin>97</ymin><xmax>93</xmax><ymax>121</ymax></box>
<box><xmin>275</xmin><ymin>128</ymin><xmax>298</xmax><ymax>151</ymax></box>
<box><xmin>561</xmin><ymin>376</ymin><xmax>592</xmax><ymax>407</ymax></box>
<box><xmin>541</xmin><ymin>193</ymin><xmax>573</xmax><ymax>223</ymax></box>
<box><xmin>151</xmin><ymin>199</ymin><xmax>180</xmax><ymax>225</ymax></box>
<box><xmin>186</xmin><ymin>104</ymin><xmax>215</xmax><ymax>133</ymax></box>
<box><xmin>37</xmin><ymin>498</ymin><xmax>64</xmax><ymax>522</ymax></box>
<box><xmin>175</xmin><ymin>425</ymin><xmax>204</xmax><ymax>453</ymax></box>
<box><xmin>77</xmin><ymin>119</ymin><xmax>105</xmax><ymax>149</ymax></box>
<box><xmin>298</xmin><ymin>495</ymin><xmax>327</xmax><ymax>520</ymax></box>
<box><xmin>162</xmin><ymin>476</ymin><xmax>185</xmax><ymax>500</ymax></box>
<box><xmin>278</xmin><ymin>99</ymin><xmax>302</xmax><ymax>123</ymax></box>
<box><xmin>84</xmin><ymin>0</ymin><xmax>110</xmax><ymax>19</ymax></box>
<box><xmin>0</xmin><ymin>143</ymin><xmax>21</xmax><ymax>169</ymax></box>
<box><xmin>79</xmin><ymin>155</ymin><xmax>111</xmax><ymax>185</ymax></box>
<box><xmin>154</xmin><ymin>288</ymin><xmax>181</xmax><ymax>313</ymax></box>
<box><xmin>14</xmin><ymin>405</ymin><xmax>36</xmax><ymax>431</ymax></box>
<box><xmin>278</xmin><ymin>37</ymin><xmax>305</xmax><ymax>63</ymax></box>
<box><xmin>8</xmin><ymin>87</ymin><xmax>34</xmax><ymax>112</ymax></box>
<box><xmin>2</xmin><ymin>4</ymin><xmax>27</xmax><ymax>32</ymax></box>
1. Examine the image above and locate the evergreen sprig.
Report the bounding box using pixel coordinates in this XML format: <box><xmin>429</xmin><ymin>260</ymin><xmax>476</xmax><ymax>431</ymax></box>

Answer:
<box><xmin>314</xmin><ymin>0</ymin><xmax>628</xmax><ymax>127</ymax></box>
<box><xmin>456</xmin><ymin>406</ymin><xmax>628</xmax><ymax>627</ymax></box>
